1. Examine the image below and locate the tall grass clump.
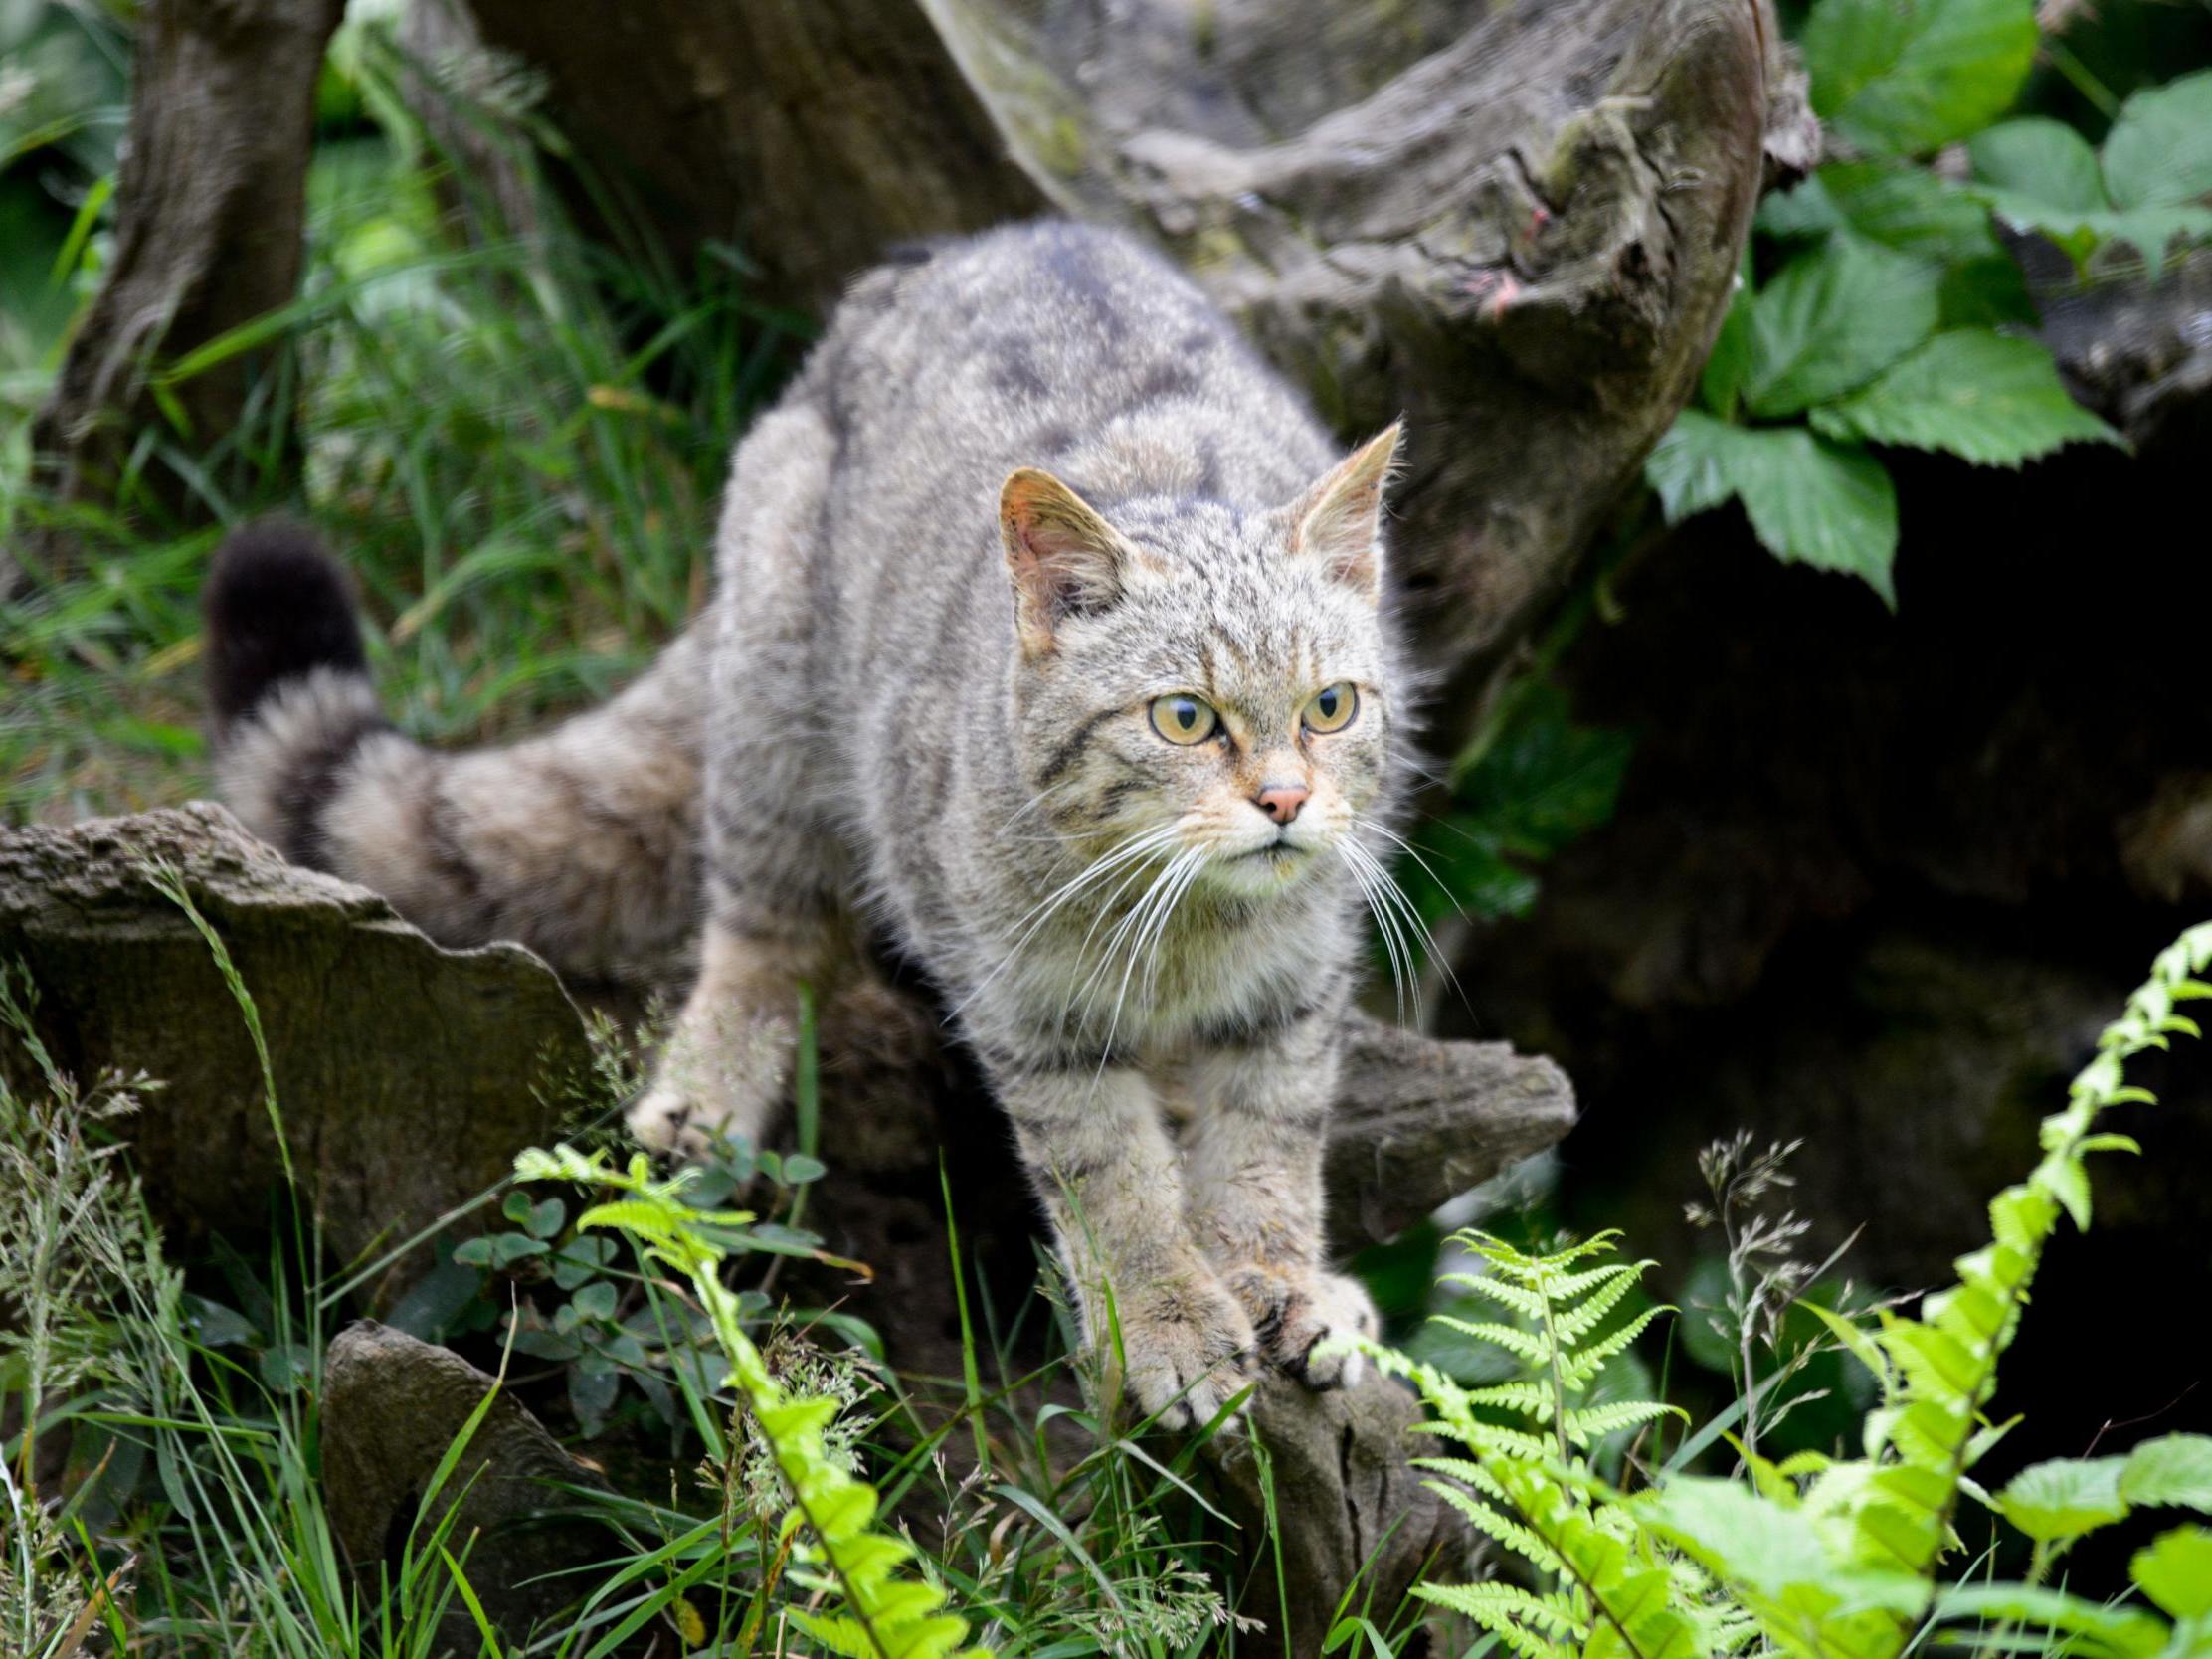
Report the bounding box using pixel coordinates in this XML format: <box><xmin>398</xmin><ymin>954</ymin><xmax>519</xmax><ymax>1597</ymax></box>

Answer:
<box><xmin>2</xmin><ymin>20</ymin><xmax>802</xmax><ymax>823</ymax></box>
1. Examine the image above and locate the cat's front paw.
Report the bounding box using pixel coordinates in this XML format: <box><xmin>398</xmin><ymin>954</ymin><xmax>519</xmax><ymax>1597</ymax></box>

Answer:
<box><xmin>626</xmin><ymin>1022</ymin><xmax>791</xmax><ymax>1163</ymax></box>
<box><xmin>1223</xmin><ymin>1264</ymin><xmax>1379</xmax><ymax>1388</ymax></box>
<box><xmin>1111</xmin><ymin>1275</ymin><xmax>1258</xmax><ymax>1432</ymax></box>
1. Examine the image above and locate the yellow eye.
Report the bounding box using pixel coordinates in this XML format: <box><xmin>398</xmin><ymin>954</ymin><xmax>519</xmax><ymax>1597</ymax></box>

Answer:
<box><xmin>1150</xmin><ymin>693</ymin><xmax>1219</xmax><ymax>745</ymax></box>
<box><xmin>1304</xmin><ymin>681</ymin><xmax>1359</xmax><ymax>734</ymax></box>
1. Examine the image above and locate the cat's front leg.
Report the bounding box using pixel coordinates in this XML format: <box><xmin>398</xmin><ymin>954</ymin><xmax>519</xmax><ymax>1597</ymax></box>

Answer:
<box><xmin>629</xmin><ymin>919</ymin><xmax>829</xmax><ymax>1161</ymax></box>
<box><xmin>1183</xmin><ymin>1015</ymin><xmax>1378</xmax><ymax>1388</ymax></box>
<box><xmin>988</xmin><ymin>1053</ymin><xmax>1257</xmax><ymax>1430</ymax></box>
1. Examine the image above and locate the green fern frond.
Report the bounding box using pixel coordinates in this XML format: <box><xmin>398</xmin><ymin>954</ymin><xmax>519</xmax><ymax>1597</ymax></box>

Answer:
<box><xmin>513</xmin><ymin>1144</ymin><xmax>991</xmax><ymax>1659</ymax></box>
<box><xmin>1432</xmin><ymin>1314</ymin><xmax>1554</xmax><ymax>1366</ymax></box>
<box><xmin>1416</xmin><ymin>1580</ymin><xmax>1587</xmax><ymax>1659</ymax></box>
<box><xmin>1566</xmin><ymin>1401</ymin><xmax>1684</xmax><ymax>1447</ymax></box>
<box><xmin>1555</xmin><ymin>1263</ymin><xmax>1657</xmax><ymax>1344</ymax></box>
<box><xmin>1560</xmin><ymin>1306</ymin><xmax>1676</xmax><ymax>1388</ymax></box>
<box><xmin>1445</xmin><ymin>1271</ymin><xmax>1551</xmax><ymax>1319</ymax></box>
<box><xmin>1463</xmin><ymin>1381</ymin><xmax>1560</xmax><ymax>1415</ymax></box>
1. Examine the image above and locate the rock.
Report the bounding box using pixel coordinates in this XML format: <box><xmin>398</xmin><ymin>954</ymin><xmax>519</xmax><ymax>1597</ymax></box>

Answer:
<box><xmin>321</xmin><ymin>1320</ymin><xmax>617</xmax><ymax>1645</ymax></box>
<box><xmin>0</xmin><ymin>803</ymin><xmax>594</xmax><ymax>1272</ymax></box>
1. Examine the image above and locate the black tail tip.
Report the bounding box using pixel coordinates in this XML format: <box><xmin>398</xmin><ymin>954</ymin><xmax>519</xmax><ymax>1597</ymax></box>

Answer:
<box><xmin>203</xmin><ymin>517</ymin><xmax>368</xmax><ymax>735</ymax></box>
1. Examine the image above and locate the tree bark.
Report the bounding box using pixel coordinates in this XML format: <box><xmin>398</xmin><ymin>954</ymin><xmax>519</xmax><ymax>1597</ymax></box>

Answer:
<box><xmin>13</xmin><ymin>0</ymin><xmax>342</xmax><ymax>592</ymax></box>
<box><xmin>456</xmin><ymin>0</ymin><xmax>1789</xmax><ymax>734</ymax></box>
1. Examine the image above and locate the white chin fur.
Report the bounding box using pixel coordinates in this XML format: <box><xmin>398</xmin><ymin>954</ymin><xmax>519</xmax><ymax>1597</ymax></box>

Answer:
<box><xmin>1198</xmin><ymin>842</ymin><xmax>1325</xmax><ymax>898</ymax></box>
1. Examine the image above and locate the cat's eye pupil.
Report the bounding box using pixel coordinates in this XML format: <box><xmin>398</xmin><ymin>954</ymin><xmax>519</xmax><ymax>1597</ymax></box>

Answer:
<box><xmin>1317</xmin><ymin>688</ymin><xmax>1340</xmax><ymax>719</ymax></box>
<box><xmin>1150</xmin><ymin>693</ymin><xmax>1217</xmax><ymax>745</ymax></box>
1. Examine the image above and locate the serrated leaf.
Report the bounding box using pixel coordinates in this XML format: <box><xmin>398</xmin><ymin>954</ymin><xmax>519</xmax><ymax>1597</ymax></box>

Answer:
<box><xmin>1810</xmin><ymin>329</ymin><xmax>2120</xmax><ymax>465</ymax></box>
<box><xmin>2121</xmin><ymin>1434</ymin><xmax>2212</xmax><ymax>1515</ymax></box>
<box><xmin>1969</xmin><ymin>117</ymin><xmax>2107</xmax><ymax>214</ymax></box>
<box><xmin>1803</xmin><ymin>0</ymin><xmax>2038</xmax><ymax>157</ymax></box>
<box><xmin>1651</xmin><ymin>416</ymin><xmax>1900</xmax><ymax>603</ymax></box>
<box><xmin>1999</xmin><ymin>1455</ymin><xmax>2131</xmax><ymax>1543</ymax></box>
<box><xmin>1976</xmin><ymin>189</ymin><xmax>2212</xmax><ymax>281</ymax></box>
<box><xmin>1766</xmin><ymin>161</ymin><xmax>2006</xmax><ymax>266</ymax></box>
<box><xmin>2102</xmin><ymin>71</ymin><xmax>2212</xmax><ymax>212</ymax></box>
<box><xmin>2132</xmin><ymin>1525</ymin><xmax>2212</xmax><ymax>1619</ymax></box>
<box><xmin>1745</xmin><ymin>237</ymin><xmax>1941</xmax><ymax>417</ymax></box>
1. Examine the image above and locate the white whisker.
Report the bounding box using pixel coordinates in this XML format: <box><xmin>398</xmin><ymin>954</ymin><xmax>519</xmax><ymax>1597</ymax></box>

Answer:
<box><xmin>945</xmin><ymin>825</ymin><xmax>1181</xmax><ymax>1022</ymax></box>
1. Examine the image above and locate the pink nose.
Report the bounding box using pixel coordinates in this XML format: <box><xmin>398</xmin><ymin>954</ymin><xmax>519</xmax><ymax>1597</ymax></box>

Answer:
<box><xmin>1255</xmin><ymin>783</ymin><xmax>1309</xmax><ymax>825</ymax></box>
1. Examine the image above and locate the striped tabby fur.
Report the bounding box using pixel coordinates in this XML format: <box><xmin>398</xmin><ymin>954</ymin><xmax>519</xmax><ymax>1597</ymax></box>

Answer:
<box><xmin>206</xmin><ymin>222</ymin><xmax>1419</xmax><ymax>1427</ymax></box>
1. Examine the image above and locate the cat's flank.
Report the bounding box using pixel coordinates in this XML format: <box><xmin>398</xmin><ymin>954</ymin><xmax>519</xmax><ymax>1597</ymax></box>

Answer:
<box><xmin>205</xmin><ymin>221</ymin><xmax>1415</xmax><ymax>1428</ymax></box>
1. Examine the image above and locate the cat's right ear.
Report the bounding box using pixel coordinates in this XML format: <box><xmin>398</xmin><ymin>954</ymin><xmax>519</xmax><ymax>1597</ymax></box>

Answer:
<box><xmin>1000</xmin><ymin>468</ymin><xmax>1140</xmax><ymax>656</ymax></box>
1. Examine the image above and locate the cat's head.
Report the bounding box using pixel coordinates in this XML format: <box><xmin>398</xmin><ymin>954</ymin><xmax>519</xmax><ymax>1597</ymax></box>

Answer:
<box><xmin>1000</xmin><ymin>424</ymin><xmax>1404</xmax><ymax>901</ymax></box>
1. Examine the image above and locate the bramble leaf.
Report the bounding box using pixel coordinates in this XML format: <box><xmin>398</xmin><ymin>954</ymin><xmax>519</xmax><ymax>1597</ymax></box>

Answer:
<box><xmin>1802</xmin><ymin>0</ymin><xmax>2037</xmax><ymax>157</ymax></box>
<box><xmin>1809</xmin><ymin>329</ymin><xmax>2120</xmax><ymax>466</ymax></box>
<box><xmin>1968</xmin><ymin>118</ymin><xmax>2106</xmax><ymax>214</ymax></box>
<box><xmin>1998</xmin><ymin>1455</ymin><xmax>2130</xmax><ymax>1543</ymax></box>
<box><xmin>1647</xmin><ymin>414</ymin><xmax>1900</xmax><ymax>604</ymax></box>
<box><xmin>2132</xmin><ymin>1526</ymin><xmax>2212</xmax><ymax>1620</ymax></box>
<box><xmin>1744</xmin><ymin>237</ymin><xmax>1941</xmax><ymax>417</ymax></box>
<box><xmin>2122</xmin><ymin>1434</ymin><xmax>2212</xmax><ymax>1515</ymax></box>
<box><xmin>2101</xmin><ymin>71</ymin><xmax>2212</xmax><ymax>214</ymax></box>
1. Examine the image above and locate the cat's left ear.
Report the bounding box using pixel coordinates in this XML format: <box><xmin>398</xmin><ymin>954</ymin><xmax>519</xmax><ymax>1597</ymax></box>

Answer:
<box><xmin>1000</xmin><ymin>467</ymin><xmax>1145</xmax><ymax>657</ymax></box>
<box><xmin>1288</xmin><ymin>422</ymin><xmax>1403</xmax><ymax>600</ymax></box>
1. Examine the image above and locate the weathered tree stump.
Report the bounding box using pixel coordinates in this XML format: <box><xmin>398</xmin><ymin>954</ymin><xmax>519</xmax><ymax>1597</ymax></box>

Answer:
<box><xmin>11</xmin><ymin>0</ymin><xmax>343</xmax><ymax>595</ymax></box>
<box><xmin>2</xmin><ymin>801</ymin><xmax>1573</xmax><ymax>1650</ymax></box>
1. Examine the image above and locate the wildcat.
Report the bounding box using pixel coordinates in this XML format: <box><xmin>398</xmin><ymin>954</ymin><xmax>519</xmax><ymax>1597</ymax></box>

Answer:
<box><xmin>204</xmin><ymin>221</ymin><xmax>1415</xmax><ymax>1428</ymax></box>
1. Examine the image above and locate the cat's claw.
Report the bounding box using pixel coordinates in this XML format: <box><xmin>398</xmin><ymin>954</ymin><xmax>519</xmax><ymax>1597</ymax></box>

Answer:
<box><xmin>1225</xmin><ymin>1265</ymin><xmax>1380</xmax><ymax>1389</ymax></box>
<box><xmin>1114</xmin><ymin>1280</ymin><xmax>1259</xmax><ymax>1433</ymax></box>
<box><xmin>626</xmin><ymin>1084</ymin><xmax>718</xmax><ymax>1164</ymax></box>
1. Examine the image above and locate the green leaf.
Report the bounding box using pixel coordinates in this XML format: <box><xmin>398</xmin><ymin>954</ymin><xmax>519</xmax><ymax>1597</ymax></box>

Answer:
<box><xmin>1744</xmin><ymin>237</ymin><xmax>1941</xmax><ymax>418</ymax></box>
<box><xmin>1938</xmin><ymin>256</ymin><xmax>2038</xmax><ymax>329</ymax></box>
<box><xmin>1803</xmin><ymin>0</ymin><xmax>2038</xmax><ymax>157</ymax></box>
<box><xmin>2133</xmin><ymin>1526</ymin><xmax>2212</xmax><ymax>1620</ymax></box>
<box><xmin>1764</xmin><ymin>161</ymin><xmax>2005</xmax><ymax>265</ymax></box>
<box><xmin>1934</xmin><ymin>1584</ymin><xmax>2170</xmax><ymax>1659</ymax></box>
<box><xmin>1969</xmin><ymin>118</ymin><xmax>2107</xmax><ymax>214</ymax></box>
<box><xmin>1647</xmin><ymin>414</ymin><xmax>1900</xmax><ymax>604</ymax></box>
<box><xmin>551</xmin><ymin>1234</ymin><xmax>615</xmax><ymax>1290</ymax></box>
<box><xmin>1809</xmin><ymin>329</ymin><xmax>2120</xmax><ymax>466</ymax></box>
<box><xmin>1998</xmin><ymin>1455</ymin><xmax>2131</xmax><ymax>1543</ymax></box>
<box><xmin>2102</xmin><ymin>71</ymin><xmax>2212</xmax><ymax>212</ymax></box>
<box><xmin>1700</xmin><ymin>279</ymin><xmax>1753</xmax><ymax>418</ymax></box>
<box><xmin>2122</xmin><ymin>1434</ymin><xmax>2212</xmax><ymax>1515</ymax></box>
<box><xmin>571</xmin><ymin>1280</ymin><xmax>620</xmax><ymax>1323</ymax></box>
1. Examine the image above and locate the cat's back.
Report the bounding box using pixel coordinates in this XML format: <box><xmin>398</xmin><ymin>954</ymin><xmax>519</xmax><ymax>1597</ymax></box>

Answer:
<box><xmin>797</xmin><ymin>223</ymin><xmax>1336</xmax><ymax>654</ymax></box>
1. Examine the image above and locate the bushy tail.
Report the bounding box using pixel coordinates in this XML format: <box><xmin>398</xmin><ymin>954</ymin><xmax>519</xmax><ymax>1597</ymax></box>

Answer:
<box><xmin>203</xmin><ymin>519</ymin><xmax>706</xmax><ymax>980</ymax></box>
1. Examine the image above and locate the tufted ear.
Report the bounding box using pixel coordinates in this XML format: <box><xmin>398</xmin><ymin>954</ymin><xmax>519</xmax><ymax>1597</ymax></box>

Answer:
<box><xmin>1288</xmin><ymin>422</ymin><xmax>1403</xmax><ymax>600</ymax></box>
<box><xmin>1000</xmin><ymin>467</ymin><xmax>1142</xmax><ymax>656</ymax></box>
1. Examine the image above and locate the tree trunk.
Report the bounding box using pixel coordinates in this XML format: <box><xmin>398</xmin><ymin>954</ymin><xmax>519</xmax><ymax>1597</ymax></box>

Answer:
<box><xmin>13</xmin><ymin>0</ymin><xmax>342</xmax><ymax>593</ymax></box>
<box><xmin>456</xmin><ymin>0</ymin><xmax>1793</xmax><ymax>735</ymax></box>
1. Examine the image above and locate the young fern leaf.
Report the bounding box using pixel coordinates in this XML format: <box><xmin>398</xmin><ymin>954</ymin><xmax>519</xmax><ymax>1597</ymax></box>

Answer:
<box><xmin>511</xmin><ymin>1144</ymin><xmax>991</xmax><ymax>1659</ymax></box>
<box><xmin>1351</xmin><ymin>1233</ymin><xmax>1695</xmax><ymax>1659</ymax></box>
<box><xmin>1825</xmin><ymin>921</ymin><xmax>2212</xmax><ymax>1648</ymax></box>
